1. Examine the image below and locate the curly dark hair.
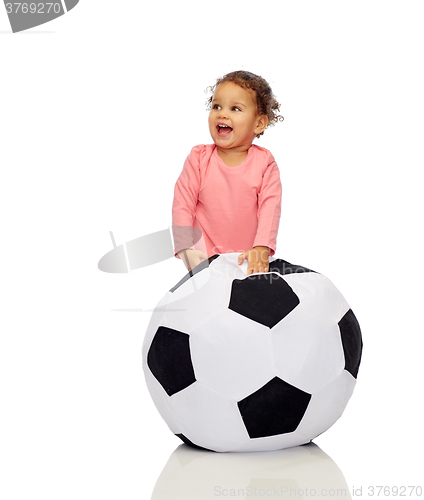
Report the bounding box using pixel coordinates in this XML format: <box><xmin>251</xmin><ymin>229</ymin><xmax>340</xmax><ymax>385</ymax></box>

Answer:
<box><xmin>206</xmin><ymin>70</ymin><xmax>284</xmax><ymax>138</ymax></box>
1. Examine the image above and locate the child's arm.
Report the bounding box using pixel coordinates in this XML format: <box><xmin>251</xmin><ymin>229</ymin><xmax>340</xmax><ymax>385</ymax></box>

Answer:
<box><xmin>252</xmin><ymin>158</ymin><xmax>282</xmax><ymax>257</ymax></box>
<box><xmin>238</xmin><ymin>155</ymin><xmax>281</xmax><ymax>275</ymax></box>
<box><xmin>172</xmin><ymin>146</ymin><xmax>203</xmax><ymax>258</ymax></box>
<box><xmin>238</xmin><ymin>246</ymin><xmax>270</xmax><ymax>276</ymax></box>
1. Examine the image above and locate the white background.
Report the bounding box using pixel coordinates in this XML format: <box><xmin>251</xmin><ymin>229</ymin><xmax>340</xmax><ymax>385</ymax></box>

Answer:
<box><xmin>1</xmin><ymin>1</ymin><xmax>423</xmax><ymax>498</ymax></box>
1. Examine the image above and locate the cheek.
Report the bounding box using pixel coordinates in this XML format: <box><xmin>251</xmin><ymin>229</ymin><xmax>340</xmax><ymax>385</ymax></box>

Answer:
<box><xmin>235</xmin><ymin>117</ymin><xmax>250</xmax><ymax>132</ymax></box>
<box><xmin>208</xmin><ymin>115</ymin><xmax>217</xmax><ymax>134</ymax></box>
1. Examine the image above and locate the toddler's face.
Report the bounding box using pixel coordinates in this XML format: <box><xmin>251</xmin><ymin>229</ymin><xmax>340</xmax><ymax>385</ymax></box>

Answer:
<box><xmin>208</xmin><ymin>82</ymin><xmax>266</xmax><ymax>152</ymax></box>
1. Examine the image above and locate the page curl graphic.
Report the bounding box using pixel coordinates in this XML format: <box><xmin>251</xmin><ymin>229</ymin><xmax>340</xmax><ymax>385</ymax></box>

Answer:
<box><xmin>4</xmin><ymin>0</ymin><xmax>79</xmax><ymax>33</ymax></box>
<box><xmin>98</xmin><ymin>227</ymin><xmax>204</xmax><ymax>273</ymax></box>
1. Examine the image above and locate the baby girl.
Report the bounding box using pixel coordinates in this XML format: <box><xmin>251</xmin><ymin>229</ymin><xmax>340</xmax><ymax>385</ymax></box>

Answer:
<box><xmin>172</xmin><ymin>70</ymin><xmax>284</xmax><ymax>276</ymax></box>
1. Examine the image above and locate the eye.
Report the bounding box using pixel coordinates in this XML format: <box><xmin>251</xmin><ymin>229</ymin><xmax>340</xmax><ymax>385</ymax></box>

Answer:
<box><xmin>212</xmin><ymin>104</ymin><xmax>221</xmax><ymax>110</ymax></box>
<box><xmin>232</xmin><ymin>106</ymin><xmax>241</xmax><ymax>112</ymax></box>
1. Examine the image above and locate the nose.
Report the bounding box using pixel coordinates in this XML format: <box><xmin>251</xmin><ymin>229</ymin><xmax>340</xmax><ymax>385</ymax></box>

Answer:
<box><xmin>217</xmin><ymin>109</ymin><xmax>229</xmax><ymax>120</ymax></box>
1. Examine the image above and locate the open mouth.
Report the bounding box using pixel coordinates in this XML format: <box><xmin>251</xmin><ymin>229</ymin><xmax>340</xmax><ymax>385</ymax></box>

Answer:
<box><xmin>217</xmin><ymin>124</ymin><xmax>233</xmax><ymax>137</ymax></box>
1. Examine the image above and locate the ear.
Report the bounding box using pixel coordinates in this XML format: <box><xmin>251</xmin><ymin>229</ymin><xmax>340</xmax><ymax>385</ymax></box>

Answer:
<box><xmin>254</xmin><ymin>115</ymin><xmax>269</xmax><ymax>135</ymax></box>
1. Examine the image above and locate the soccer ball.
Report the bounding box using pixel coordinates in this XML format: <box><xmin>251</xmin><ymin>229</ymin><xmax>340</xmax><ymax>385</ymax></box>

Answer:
<box><xmin>142</xmin><ymin>253</ymin><xmax>362</xmax><ymax>452</ymax></box>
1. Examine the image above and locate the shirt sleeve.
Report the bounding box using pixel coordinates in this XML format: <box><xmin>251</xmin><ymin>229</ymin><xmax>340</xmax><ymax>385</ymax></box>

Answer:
<box><xmin>252</xmin><ymin>158</ymin><xmax>282</xmax><ymax>256</ymax></box>
<box><xmin>172</xmin><ymin>145</ymin><xmax>203</xmax><ymax>257</ymax></box>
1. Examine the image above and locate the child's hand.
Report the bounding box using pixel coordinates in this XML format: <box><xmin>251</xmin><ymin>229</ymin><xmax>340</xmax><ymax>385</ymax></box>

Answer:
<box><xmin>178</xmin><ymin>249</ymin><xmax>209</xmax><ymax>272</ymax></box>
<box><xmin>238</xmin><ymin>246</ymin><xmax>270</xmax><ymax>276</ymax></box>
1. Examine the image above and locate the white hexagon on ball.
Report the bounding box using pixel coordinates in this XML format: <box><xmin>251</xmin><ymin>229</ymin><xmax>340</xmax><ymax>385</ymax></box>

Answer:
<box><xmin>142</xmin><ymin>253</ymin><xmax>362</xmax><ymax>452</ymax></box>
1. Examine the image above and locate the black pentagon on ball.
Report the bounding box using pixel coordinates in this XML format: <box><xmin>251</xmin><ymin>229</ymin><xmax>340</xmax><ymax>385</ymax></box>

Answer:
<box><xmin>237</xmin><ymin>377</ymin><xmax>312</xmax><ymax>438</ymax></box>
<box><xmin>338</xmin><ymin>309</ymin><xmax>363</xmax><ymax>379</ymax></box>
<box><xmin>228</xmin><ymin>273</ymin><xmax>300</xmax><ymax>328</ymax></box>
<box><xmin>268</xmin><ymin>259</ymin><xmax>316</xmax><ymax>275</ymax></box>
<box><xmin>147</xmin><ymin>326</ymin><xmax>196</xmax><ymax>396</ymax></box>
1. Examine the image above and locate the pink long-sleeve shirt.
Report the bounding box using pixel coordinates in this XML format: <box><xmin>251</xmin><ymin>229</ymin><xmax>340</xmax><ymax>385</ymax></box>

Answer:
<box><xmin>172</xmin><ymin>144</ymin><xmax>282</xmax><ymax>258</ymax></box>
